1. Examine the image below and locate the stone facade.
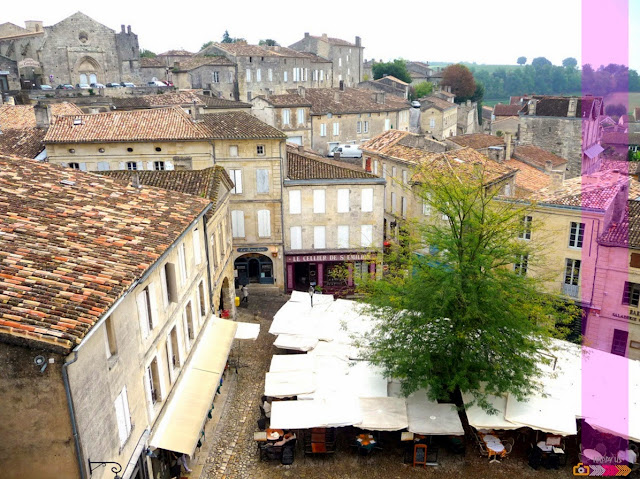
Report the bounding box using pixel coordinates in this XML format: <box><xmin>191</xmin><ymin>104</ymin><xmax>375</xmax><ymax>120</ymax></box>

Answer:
<box><xmin>418</xmin><ymin>95</ymin><xmax>458</xmax><ymax>140</ymax></box>
<box><xmin>457</xmin><ymin>100</ymin><xmax>479</xmax><ymax>135</ymax></box>
<box><xmin>289</xmin><ymin>33</ymin><xmax>364</xmax><ymax>87</ymax></box>
<box><xmin>198</xmin><ymin>42</ymin><xmax>333</xmax><ymax>102</ymax></box>
<box><xmin>0</xmin><ymin>12</ymin><xmax>140</xmax><ymax>87</ymax></box>
<box><xmin>0</xmin><ymin>53</ymin><xmax>19</xmax><ymax>93</ymax></box>
<box><xmin>518</xmin><ymin>96</ymin><xmax>604</xmax><ymax>178</ymax></box>
<box><xmin>250</xmin><ymin>93</ymin><xmax>312</xmax><ymax>146</ymax></box>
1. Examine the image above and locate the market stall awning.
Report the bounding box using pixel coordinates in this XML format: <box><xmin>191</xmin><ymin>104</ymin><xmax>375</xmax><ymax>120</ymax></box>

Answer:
<box><xmin>505</xmin><ymin>394</ymin><xmax>577</xmax><ymax>436</ymax></box>
<box><xmin>270</xmin><ymin>354</ymin><xmax>316</xmax><ymax>373</ymax></box>
<box><xmin>462</xmin><ymin>392</ymin><xmax>520</xmax><ymax>431</ymax></box>
<box><xmin>273</xmin><ymin>334</ymin><xmax>319</xmax><ymax>352</ymax></box>
<box><xmin>269</xmin><ymin>395</ymin><xmax>362</xmax><ymax>429</ymax></box>
<box><xmin>264</xmin><ymin>370</ymin><xmax>316</xmax><ymax>398</ymax></box>
<box><xmin>358</xmin><ymin>397</ymin><xmax>408</xmax><ymax>431</ymax></box>
<box><xmin>149</xmin><ymin>318</ymin><xmax>237</xmax><ymax>456</ymax></box>
<box><xmin>407</xmin><ymin>391</ymin><xmax>464</xmax><ymax>436</ymax></box>
<box><xmin>235</xmin><ymin>322</ymin><xmax>260</xmax><ymax>340</ymax></box>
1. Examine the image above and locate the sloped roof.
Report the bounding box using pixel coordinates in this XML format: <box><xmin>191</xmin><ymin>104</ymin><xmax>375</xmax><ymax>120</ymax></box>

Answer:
<box><xmin>0</xmin><ymin>156</ymin><xmax>210</xmax><ymax>353</ymax></box>
<box><xmin>598</xmin><ymin>200</ymin><xmax>640</xmax><ymax>248</ymax></box>
<box><xmin>449</xmin><ymin>134</ymin><xmax>504</xmax><ymax>149</ymax></box>
<box><xmin>158</xmin><ymin>49</ymin><xmax>194</xmax><ymax>57</ymax></box>
<box><xmin>173</xmin><ymin>56</ymin><xmax>234</xmax><ymax>70</ymax></box>
<box><xmin>376</xmin><ymin>75</ymin><xmax>408</xmax><ymax>86</ymax></box>
<box><xmin>0</xmin><ymin>102</ymin><xmax>83</xmax><ymax>129</ymax></box>
<box><xmin>43</xmin><ymin>107</ymin><xmax>211</xmax><ymax>143</ymax></box>
<box><xmin>300</xmin><ymin>87</ymin><xmax>410</xmax><ymax>115</ymax></box>
<box><xmin>599</xmin><ymin>160</ymin><xmax>640</xmax><ymax>176</ymax></box>
<box><xmin>521</xmin><ymin>95</ymin><xmax>604</xmax><ymax>118</ymax></box>
<box><xmin>513</xmin><ymin>145</ymin><xmax>567</xmax><ymax>169</ymax></box>
<box><xmin>361</xmin><ymin>130</ymin><xmax>447</xmax><ymax>158</ymax></box>
<box><xmin>419</xmin><ymin>95</ymin><xmax>456</xmax><ymax>112</ymax></box>
<box><xmin>112</xmin><ymin>91</ymin><xmax>250</xmax><ymax>110</ymax></box>
<box><xmin>256</xmin><ymin>93</ymin><xmax>312</xmax><ymax>108</ymax></box>
<box><xmin>308</xmin><ymin>35</ymin><xmax>358</xmax><ymax>47</ymax></box>
<box><xmin>286</xmin><ymin>143</ymin><xmax>377</xmax><ymax>180</ymax></box>
<box><xmin>602</xmin><ymin>131</ymin><xmax>640</xmax><ymax>146</ymax></box>
<box><xmin>140</xmin><ymin>57</ymin><xmax>165</xmax><ymax>67</ymax></box>
<box><xmin>0</xmin><ymin>128</ymin><xmax>46</xmax><ymax>158</ymax></box>
<box><xmin>99</xmin><ymin>166</ymin><xmax>232</xmax><ymax>211</ymax></box>
<box><xmin>504</xmin><ymin>158</ymin><xmax>552</xmax><ymax>195</ymax></box>
<box><xmin>494</xmin><ymin>104</ymin><xmax>522</xmax><ymax>116</ymax></box>
<box><xmin>199</xmin><ymin>111</ymin><xmax>286</xmax><ymax>139</ymax></box>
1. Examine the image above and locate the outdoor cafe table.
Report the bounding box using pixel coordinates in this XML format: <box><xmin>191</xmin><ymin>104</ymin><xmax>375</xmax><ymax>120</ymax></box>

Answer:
<box><xmin>582</xmin><ymin>449</ymin><xmax>604</xmax><ymax>462</ymax></box>
<box><xmin>357</xmin><ymin>433</ymin><xmax>376</xmax><ymax>452</ymax></box>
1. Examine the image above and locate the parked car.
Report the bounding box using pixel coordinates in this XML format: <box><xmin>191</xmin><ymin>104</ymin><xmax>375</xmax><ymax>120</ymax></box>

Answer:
<box><xmin>120</xmin><ymin>82</ymin><xmax>136</xmax><ymax>88</ymax></box>
<box><xmin>39</xmin><ymin>84</ymin><xmax>53</xmax><ymax>90</ymax></box>
<box><xmin>105</xmin><ymin>82</ymin><xmax>122</xmax><ymax>88</ymax></box>
<box><xmin>147</xmin><ymin>80</ymin><xmax>167</xmax><ymax>87</ymax></box>
<box><xmin>76</xmin><ymin>83</ymin><xmax>90</xmax><ymax>89</ymax></box>
<box><xmin>56</xmin><ymin>84</ymin><xmax>74</xmax><ymax>90</ymax></box>
<box><xmin>328</xmin><ymin>144</ymin><xmax>363</xmax><ymax>158</ymax></box>
<box><xmin>411</xmin><ymin>100</ymin><xmax>421</xmax><ymax>108</ymax></box>
<box><xmin>90</xmin><ymin>83</ymin><xmax>105</xmax><ymax>89</ymax></box>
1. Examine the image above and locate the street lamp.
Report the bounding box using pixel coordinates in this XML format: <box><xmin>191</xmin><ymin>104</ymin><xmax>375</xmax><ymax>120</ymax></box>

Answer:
<box><xmin>308</xmin><ymin>284</ymin><xmax>315</xmax><ymax>308</ymax></box>
<box><xmin>88</xmin><ymin>459</ymin><xmax>123</xmax><ymax>479</ymax></box>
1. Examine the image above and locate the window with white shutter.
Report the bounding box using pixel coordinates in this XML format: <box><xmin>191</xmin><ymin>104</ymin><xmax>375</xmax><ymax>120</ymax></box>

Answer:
<box><xmin>257</xmin><ymin>209</ymin><xmax>271</xmax><ymax>237</ymax></box>
<box><xmin>297</xmin><ymin>108</ymin><xmax>305</xmax><ymax>125</ymax></box>
<box><xmin>178</xmin><ymin>243</ymin><xmax>187</xmax><ymax>284</ymax></box>
<box><xmin>333</xmin><ymin>122</ymin><xmax>340</xmax><ymax>136</ymax></box>
<box><xmin>136</xmin><ymin>287</ymin><xmax>153</xmax><ymax>339</ymax></box>
<box><xmin>256</xmin><ymin>169</ymin><xmax>269</xmax><ymax>193</ymax></box>
<box><xmin>391</xmin><ymin>192</ymin><xmax>397</xmax><ymax>213</ymax></box>
<box><xmin>97</xmin><ymin>161</ymin><xmax>110</xmax><ymax>171</ymax></box>
<box><xmin>256</xmin><ymin>69</ymin><xmax>261</xmax><ymax>82</ymax></box>
<box><xmin>229</xmin><ymin>145</ymin><xmax>238</xmax><ymax>157</ymax></box>
<box><xmin>361</xmin><ymin>225</ymin><xmax>373</xmax><ymax>247</ymax></box>
<box><xmin>290</xmin><ymin>226</ymin><xmax>302</xmax><ymax>250</ymax></box>
<box><xmin>193</xmin><ymin>228</ymin><xmax>202</xmax><ymax>265</ymax></box>
<box><xmin>284</xmin><ymin>71</ymin><xmax>288</xmax><ymax>82</ymax></box>
<box><xmin>246</xmin><ymin>69</ymin><xmax>251</xmax><ymax>82</ymax></box>
<box><xmin>268</xmin><ymin>69</ymin><xmax>273</xmax><ymax>81</ymax></box>
<box><xmin>401</xmin><ymin>196</ymin><xmax>407</xmax><ymax>217</ymax></box>
<box><xmin>402</xmin><ymin>170</ymin><xmax>408</xmax><ymax>184</ymax></box>
<box><xmin>289</xmin><ymin>190</ymin><xmax>301</xmax><ymax>214</ymax></box>
<box><xmin>337</xmin><ymin>225</ymin><xmax>349</xmax><ymax>249</ymax></box>
<box><xmin>230</xmin><ymin>169</ymin><xmax>242</xmax><ymax>194</ymax></box>
<box><xmin>320</xmin><ymin>124</ymin><xmax>327</xmax><ymax>137</ymax></box>
<box><xmin>337</xmin><ymin>189</ymin><xmax>349</xmax><ymax>213</ymax></box>
<box><xmin>282</xmin><ymin>109</ymin><xmax>291</xmax><ymax>125</ymax></box>
<box><xmin>356</xmin><ymin>121</ymin><xmax>362</xmax><ymax>133</ymax></box>
<box><xmin>114</xmin><ymin>386</ymin><xmax>132</xmax><ymax>446</ymax></box>
<box><xmin>361</xmin><ymin>188</ymin><xmax>373</xmax><ymax>212</ymax></box>
<box><xmin>314</xmin><ymin>226</ymin><xmax>326</xmax><ymax>249</ymax></box>
<box><xmin>231</xmin><ymin>210</ymin><xmax>245</xmax><ymax>238</ymax></box>
<box><xmin>160</xmin><ymin>266</ymin><xmax>169</xmax><ymax>307</ymax></box>
<box><xmin>373</xmin><ymin>160</ymin><xmax>378</xmax><ymax>175</ymax></box>
<box><xmin>385</xmin><ymin>119</ymin><xmax>391</xmax><ymax>131</ymax></box>
<box><xmin>364</xmin><ymin>121</ymin><xmax>369</xmax><ymax>133</ymax></box>
<box><xmin>313</xmin><ymin>189</ymin><xmax>326</xmax><ymax>214</ymax></box>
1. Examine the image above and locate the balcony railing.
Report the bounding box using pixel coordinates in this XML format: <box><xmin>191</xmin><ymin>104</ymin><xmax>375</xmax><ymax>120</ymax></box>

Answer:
<box><xmin>562</xmin><ymin>283</ymin><xmax>579</xmax><ymax>298</ymax></box>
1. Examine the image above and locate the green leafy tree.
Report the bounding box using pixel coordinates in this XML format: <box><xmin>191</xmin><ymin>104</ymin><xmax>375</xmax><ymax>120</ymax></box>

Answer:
<box><xmin>372</xmin><ymin>59</ymin><xmax>412</xmax><ymax>84</ymax></box>
<box><xmin>517</xmin><ymin>56</ymin><xmax>527</xmax><ymax>65</ymax></box>
<box><xmin>258</xmin><ymin>39</ymin><xmax>279</xmax><ymax>46</ymax></box>
<box><xmin>140</xmin><ymin>49</ymin><xmax>156</xmax><ymax>58</ymax></box>
<box><xmin>221</xmin><ymin>30</ymin><xmax>233</xmax><ymax>43</ymax></box>
<box><xmin>411</xmin><ymin>81</ymin><xmax>433</xmax><ymax>100</ymax></box>
<box><xmin>357</xmin><ymin>162</ymin><xmax>575</xmax><ymax>410</ymax></box>
<box><xmin>562</xmin><ymin>57</ymin><xmax>578</xmax><ymax>69</ymax></box>
<box><xmin>531</xmin><ymin>57</ymin><xmax>552</xmax><ymax>69</ymax></box>
<box><xmin>441</xmin><ymin>63</ymin><xmax>476</xmax><ymax>100</ymax></box>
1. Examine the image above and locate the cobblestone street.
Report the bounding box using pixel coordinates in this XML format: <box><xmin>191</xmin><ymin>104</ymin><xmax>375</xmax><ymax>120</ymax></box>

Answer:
<box><xmin>199</xmin><ymin>289</ymin><xmax>578</xmax><ymax>479</ymax></box>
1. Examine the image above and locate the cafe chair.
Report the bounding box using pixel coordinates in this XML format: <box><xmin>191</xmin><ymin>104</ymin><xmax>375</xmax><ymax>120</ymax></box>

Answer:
<box><xmin>257</xmin><ymin>416</ymin><xmax>267</xmax><ymax>431</ymax></box>
<box><xmin>504</xmin><ymin>443</ymin><xmax>513</xmax><ymax>456</ymax></box>
<box><xmin>503</xmin><ymin>437</ymin><xmax>515</xmax><ymax>448</ymax></box>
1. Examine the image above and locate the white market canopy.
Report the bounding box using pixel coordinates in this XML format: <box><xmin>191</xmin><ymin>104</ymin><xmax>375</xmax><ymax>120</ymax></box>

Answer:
<box><xmin>406</xmin><ymin>391</ymin><xmax>464</xmax><ymax>436</ymax></box>
<box><xmin>358</xmin><ymin>397</ymin><xmax>409</xmax><ymax>431</ymax></box>
<box><xmin>264</xmin><ymin>370</ymin><xmax>316</xmax><ymax>398</ymax></box>
<box><xmin>234</xmin><ymin>322</ymin><xmax>260</xmax><ymax>340</ymax></box>
<box><xmin>273</xmin><ymin>334</ymin><xmax>318</xmax><ymax>352</ymax></box>
<box><xmin>270</xmin><ymin>395</ymin><xmax>363</xmax><ymax>430</ymax></box>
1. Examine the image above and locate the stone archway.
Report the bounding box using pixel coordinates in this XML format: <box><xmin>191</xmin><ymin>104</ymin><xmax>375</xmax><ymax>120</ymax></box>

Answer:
<box><xmin>234</xmin><ymin>253</ymin><xmax>274</xmax><ymax>285</ymax></box>
<box><xmin>74</xmin><ymin>56</ymin><xmax>103</xmax><ymax>85</ymax></box>
<box><xmin>219</xmin><ymin>277</ymin><xmax>234</xmax><ymax>314</ymax></box>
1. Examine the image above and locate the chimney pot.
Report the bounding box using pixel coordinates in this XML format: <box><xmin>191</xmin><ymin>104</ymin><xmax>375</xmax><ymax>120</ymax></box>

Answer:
<box><xmin>339</xmin><ymin>80</ymin><xmax>344</xmax><ymax>91</ymax></box>
<box><xmin>127</xmin><ymin>25</ymin><xmax>131</xmax><ymax>34</ymax></box>
<box><xmin>297</xmin><ymin>86</ymin><xmax>306</xmax><ymax>98</ymax></box>
<box><xmin>551</xmin><ymin>172</ymin><xmax>564</xmax><ymax>190</ymax></box>
<box><xmin>33</xmin><ymin>102</ymin><xmax>50</xmax><ymax>129</ymax></box>
<box><xmin>121</xmin><ymin>25</ymin><xmax>126</xmax><ymax>33</ymax></box>
<box><xmin>355</xmin><ymin>36</ymin><xmax>361</xmax><ymax>47</ymax></box>
<box><xmin>304</xmin><ymin>32</ymin><xmax>309</xmax><ymax>38</ymax></box>
<box><xmin>545</xmin><ymin>160</ymin><xmax>553</xmax><ymax>172</ymax></box>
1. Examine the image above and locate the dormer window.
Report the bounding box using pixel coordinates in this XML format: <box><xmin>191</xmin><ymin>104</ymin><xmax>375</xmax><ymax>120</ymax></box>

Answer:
<box><xmin>69</xmin><ymin>162</ymin><xmax>80</xmax><ymax>169</ymax></box>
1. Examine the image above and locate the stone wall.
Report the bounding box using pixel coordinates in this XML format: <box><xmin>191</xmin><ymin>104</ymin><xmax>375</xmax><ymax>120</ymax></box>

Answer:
<box><xmin>0</xmin><ymin>54</ymin><xmax>20</xmax><ymax>92</ymax></box>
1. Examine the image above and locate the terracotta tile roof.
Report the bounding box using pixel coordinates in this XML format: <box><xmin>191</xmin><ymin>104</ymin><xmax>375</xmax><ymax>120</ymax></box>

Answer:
<box><xmin>481</xmin><ymin>105</ymin><xmax>493</xmax><ymax>120</ymax></box>
<box><xmin>158</xmin><ymin>49</ymin><xmax>194</xmax><ymax>57</ymax></box>
<box><xmin>532</xmin><ymin>171</ymin><xmax>639</xmax><ymax>209</ymax></box>
<box><xmin>257</xmin><ymin>93</ymin><xmax>312</xmax><ymax>108</ymax></box>
<box><xmin>205</xmin><ymin>43</ymin><xmax>310</xmax><ymax>58</ymax></box>
<box><xmin>361</xmin><ymin>130</ymin><xmax>411</xmax><ymax>154</ymax></box>
<box><xmin>309</xmin><ymin>35</ymin><xmax>357</xmax><ymax>47</ymax></box>
<box><xmin>419</xmin><ymin>95</ymin><xmax>456</xmax><ymax>112</ymax></box>
<box><xmin>435</xmin><ymin>90</ymin><xmax>455</xmax><ymax>98</ymax></box>
<box><xmin>602</xmin><ymin>131</ymin><xmax>640</xmax><ymax>146</ymax></box>
<box><xmin>598</xmin><ymin>201</ymin><xmax>640</xmax><ymax>248</ymax></box>
<box><xmin>43</xmin><ymin>107</ymin><xmax>211</xmax><ymax>144</ymax></box>
<box><xmin>376</xmin><ymin>75</ymin><xmax>409</xmax><ymax>86</ymax></box>
<box><xmin>286</xmin><ymin>144</ymin><xmax>377</xmax><ymax>180</ymax></box>
<box><xmin>494</xmin><ymin>104</ymin><xmax>522</xmax><ymax>116</ymax></box>
<box><xmin>0</xmin><ymin>102</ymin><xmax>83</xmax><ymax>129</ymax></box>
<box><xmin>296</xmin><ymin>52</ymin><xmax>332</xmax><ymax>63</ymax></box>
<box><xmin>173</xmin><ymin>56</ymin><xmax>234</xmax><ymax>70</ymax></box>
<box><xmin>300</xmin><ymin>87</ymin><xmax>410</xmax><ymax>115</ymax></box>
<box><xmin>0</xmin><ymin>155</ymin><xmax>210</xmax><ymax>353</ymax></box>
<box><xmin>140</xmin><ymin>57</ymin><xmax>165</xmax><ymax>67</ymax></box>
<box><xmin>520</xmin><ymin>95</ymin><xmax>603</xmax><ymax>118</ymax></box>
<box><xmin>449</xmin><ymin>133</ymin><xmax>504</xmax><ymax>149</ymax></box>
<box><xmin>0</xmin><ymin>128</ymin><xmax>46</xmax><ymax>158</ymax></box>
<box><xmin>599</xmin><ymin>159</ymin><xmax>640</xmax><ymax>176</ymax></box>
<box><xmin>98</xmin><ymin>166</ymin><xmax>232</xmax><ymax>211</ymax></box>
<box><xmin>199</xmin><ymin>111</ymin><xmax>286</xmax><ymax>139</ymax></box>
<box><xmin>112</xmin><ymin>92</ymin><xmax>250</xmax><ymax>110</ymax></box>
<box><xmin>504</xmin><ymin>158</ymin><xmax>552</xmax><ymax>195</ymax></box>
<box><xmin>513</xmin><ymin>145</ymin><xmax>567</xmax><ymax>169</ymax></box>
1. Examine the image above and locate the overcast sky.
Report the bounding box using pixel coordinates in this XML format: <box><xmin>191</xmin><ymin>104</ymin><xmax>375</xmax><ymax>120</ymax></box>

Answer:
<box><xmin>5</xmin><ymin>0</ymin><xmax>639</xmax><ymax>69</ymax></box>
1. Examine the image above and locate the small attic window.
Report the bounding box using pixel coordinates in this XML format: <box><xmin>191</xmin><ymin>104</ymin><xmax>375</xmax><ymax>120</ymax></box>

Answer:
<box><xmin>68</xmin><ymin>148</ymin><xmax>75</xmax><ymax>154</ymax></box>
<box><xmin>127</xmin><ymin>147</ymin><xmax>134</xmax><ymax>152</ymax></box>
<box><xmin>98</xmin><ymin>148</ymin><xmax>105</xmax><ymax>153</ymax></box>
<box><xmin>155</xmin><ymin>147</ymin><xmax>162</xmax><ymax>152</ymax></box>
<box><xmin>60</xmin><ymin>179</ymin><xmax>76</xmax><ymax>186</ymax></box>
<box><xmin>73</xmin><ymin>118</ymin><xmax>83</xmax><ymax>126</ymax></box>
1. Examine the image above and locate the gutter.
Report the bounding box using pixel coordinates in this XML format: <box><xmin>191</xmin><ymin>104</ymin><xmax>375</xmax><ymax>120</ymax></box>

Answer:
<box><xmin>279</xmin><ymin>140</ymin><xmax>287</xmax><ymax>289</ymax></box>
<box><xmin>62</xmin><ymin>351</ymin><xmax>85</xmax><ymax>479</ymax></box>
<box><xmin>283</xmin><ymin>178</ymin><xmax>386</xmax><ymax>186</ymax></box>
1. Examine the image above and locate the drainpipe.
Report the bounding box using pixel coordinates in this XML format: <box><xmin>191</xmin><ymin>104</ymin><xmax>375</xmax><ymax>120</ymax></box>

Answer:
<box><xmin>62</xmin><ymin>351</ymin><xmax>87</xmax><ymax>479</ymax></box>
<box><xmin>279</xmin><ymin>139</ymin><xmax>287</xmax><ymax>291</ymax></box>
<box><xmin>202</xmin><ymin>217</ymin><xmax>215</xmax><ymax>313</ymax></box>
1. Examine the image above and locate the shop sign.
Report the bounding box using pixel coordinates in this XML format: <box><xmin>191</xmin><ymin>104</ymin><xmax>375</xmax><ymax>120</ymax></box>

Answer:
<box><xmin>612</xmin><ymin>308</ymin><xmax>640</xmax><ymax>322</ymax></box>
<box><xmin>0</xmin><ymin>71</ymin><xmax>10</xmax><ymax>75</ymax></box>
<box><xmin>237</xmin><ymin>247</ymin><xmax>268</xmax><ymax>253</ymax></box>
<box><xmin>286</xmin><ymin>253</ymin><xmax>374</xmax><ymax>263</ymax></box>
<box><xmin>18</xmin><ymin>58</ymin><xmax>40</xmax><ymax>69</ymax></box>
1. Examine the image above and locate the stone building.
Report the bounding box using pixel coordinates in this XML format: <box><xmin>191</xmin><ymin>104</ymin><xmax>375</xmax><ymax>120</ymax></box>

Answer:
<box><xmin>406</xmin><ymin>61</ymin><xmax>443</xmax><ymax>86</ymax></box>
<box><xmin>418</xmin><ymin>94</ymin><xmax>458</xmax><ymax>140</ymax></box>
<box><xmin>283</xmin><ymin>144</ymin><xmax>385</xmax><ymax>294</ymax></box>
<box><xmin>361</xmin><ymin>130</ymin><xmax>516</xmax><ymax>240</ymax></box>
<box><xmin>0</xmin><ymin>12</ymin><xmax>140</xmax><ymax>87</ymax></box>
<box><xmin>303</xmin><ymin>86</ymin><xmax>411</xmax><ymax>155</ymax></box>
<box><xmin>289</xmin><ymin>33</ymin><xmax>364</xmax><ymax>87</ymax></box>
<box><xmin>448</xmin><ymin>133</ymin><xmax>507</xmax><ymax>162</ymax></box>
<box><xmin>198</xmin><ymin>42</ymin><xmax>333</xmax><ymax>102</ymax></box>
<box><xmin>0</xmin><ymin>156</ymin><xmax>237</xmax><ymax>479</ymax></box>
<box><xmin>112</xmin><ymin>91</ymin><xmax>251</xmax><ymax>114</ymax></box>
<box><xmin>518</xmin><ymin>95</ymin><xmax>604</xmax><ymax>178</ymax></box>
<box><xmin>0</xmin><ymin>53</ymin><xmax>19</xmax><ymax>94</ymax></box>
<box><xmin>456</xmin><ymin>100</ymin><xmax>479</xmax><ymax>135</ymax></box>
<box><xmin>251</xmin><ymin>89</ymin><xmax>312</xmax><ymax>146</ymax></box>
<box><xmin>357</xmin><ymin>75</ymin><xmax>410</xmax><ymax>99</ymax></box>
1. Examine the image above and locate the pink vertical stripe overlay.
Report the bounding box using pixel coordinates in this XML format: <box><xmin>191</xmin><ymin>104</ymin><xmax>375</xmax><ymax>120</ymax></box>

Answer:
<box><xmin>582</xmin><ymin>0</ymin><xmax>630</xmax><ymax>455</ymax></box>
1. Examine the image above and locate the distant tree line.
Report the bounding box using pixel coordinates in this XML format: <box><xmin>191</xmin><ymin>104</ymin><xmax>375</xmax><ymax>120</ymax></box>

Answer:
<box><xmin>472</xmin><ymin>57</ymin><xmax>640</xmax><ymax>99</ymax></box>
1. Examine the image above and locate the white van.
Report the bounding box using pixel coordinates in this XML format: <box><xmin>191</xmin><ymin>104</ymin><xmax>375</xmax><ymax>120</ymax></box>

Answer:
<box><xmin>328</xmin><ymin>144</ymin><xmax>363</xmax><ymax>158</ymax></box>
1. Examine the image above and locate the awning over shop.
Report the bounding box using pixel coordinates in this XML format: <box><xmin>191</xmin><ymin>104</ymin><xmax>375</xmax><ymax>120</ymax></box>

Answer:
<box><xmin>358</xmin><ymin>397</ymin><xmax>408</xmax><ymax>431</ymax></box>
<box><xmin>406</xmin><ymin>391</ymin><xmax>464</xmax><ymax>436</ymax></box>
<box><xmin>149</xmin><ymin>318</ymin><xmax>237</xmax><ymax>456</ymax></box>
<box><xmin>235</xmin><ymin>322</ymin><xmax>260</xmax><ymax>340</ymax></box>
<box><xmin>264</xmin><ymin>370</ymin><xmax>316</xmax><ymax>398</ymax></box>
<box><xmin>269</xmin><ymin>395</ymin><xmax>362</xmax><ymax>429</ymax></box>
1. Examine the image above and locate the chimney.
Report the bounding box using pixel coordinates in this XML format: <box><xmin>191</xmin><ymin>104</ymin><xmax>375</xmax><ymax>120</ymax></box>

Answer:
<box><xmin>339</xmin><ymin>80</ymin><xmax>345</xmax><ymax>91</ymax></box>
<box><xmin>297</xmin><ymin>86</ymin><xmax>306</xmax><ymax>98</ymax></box>
<box><xmin>333</xmin><ymin>151</ymin><xmax>341</xmax><ymax>161</ymax></box>
<box><xmin>304</xmin><ymin>32</ymin><xmax>310</xmax><ymax>38</ymax></box>
<box><xmin>34</xmin><ymin>103</ymin><xmax>50</xmax><ymax>129</ymax></box>
<box><xmin>121</xmin><ymin>24</ymin><xmax>126</xmax><ymax>33</ymax></box>
<box><xmin>568</xmin><ymin>98</ymin><xmax>578</xmax><ymax>117</ymax></box>
<box><xmin>355</xmin><ymin>36</ymin><xmax>361</xmax><ymax>47</ymax></box>
<box><xmin>297</xmin><ymin>144</ymin><xmax>304</xmax><ymax>153</ymax></box>
<box><xmin>551</xmin><ymin>172</ymin><xmax>564</xmax><ymax>191</ymax></box>
<box><xmin>321</xmin><ymin>33</ymin><xmax>328</xmax><ymax>41</ymax></box>
<box><xmin>528</xmin><ymin>99</ymin><xmax>537</xmax><ymax>116</ymax></box>
<box><xmin>334</xmin><ymin>90</ymin><xmax>341</xmax><ymax>102</ymax></box>
<box><xmin>190</xmin><ymin>100</ymin><xmax>199</xmax><ymax>121</ymax></box>
<box><xmin>504</xmin><ymin>132</ymin><xmax>513</xmax><ymax>160</ymax></box>
<box><xmin>376</xmin><ymin>92</ymin><xmax>386</xmax><ymax>104</ymax></box>
<box><xmin>544</xmin><ymin>160</ymin><xmax>553</xmax><ymax>172</ymax></box>
<box><xmin>127</xmin><ymin>25</ymin><xmax>132</xmax><ymax>34</ymax></box>
<box><xmin>130</xmin><ymin>172</ymin><xmax>141</xmax><ymax>189</ymax></box>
